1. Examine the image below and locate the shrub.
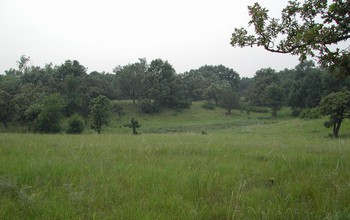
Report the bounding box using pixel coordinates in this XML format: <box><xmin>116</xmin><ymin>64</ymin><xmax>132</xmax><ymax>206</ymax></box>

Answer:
<box><xmin>67</xmin><ymin>114</ymin><xmax>84</xmax><ymax>134</ymax></box>
<box><xmin>202</xmin><ymin>103</ymin><xmax>216</xmax><ymax>110</ymax></box>
<box><xmin>33</xmin><ymin>94</ymin><xmax>62</xmax><ymax>133</ymax></box>
<box><xmin>138</xmin><ymin>99</ymin><xmax>160</xmax><ymax>114</ymax></box>
<box><xmin>299</xmin><ymin>108</ymin><xmax>320</xmax><ymax>119</ymax></box>
<box><xmin>249</xmin><ymin>106</ymin><xmax>270</xmax><ymax>113</ymax></box>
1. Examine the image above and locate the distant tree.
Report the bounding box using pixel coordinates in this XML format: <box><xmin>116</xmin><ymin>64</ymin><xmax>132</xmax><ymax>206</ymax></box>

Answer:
<box><xmin>34</xmin><ymin>94</ymin><xmax>63</xmax><ymax>133</ymax></box>
<box><xmin>17</xmin><ymin>55</ymin><xmax>30</xmax><ymax>74</ymax></box>
<box><xmin>246</xmin><ymin>68</ymin><xmax>279</xmax><ymax>106</ymax></box>
<box><xmin>67</xmin><ymin>114</ymin><xmax>84</xmax><ymax>134</ymax></box>
<box><xmin>91</xmin><ymin>95</ymin><xmax>110</xmax><ymax>134</ymax></box>
<box><xmin>205</xmin><ymin>82</ymin><xmax>229</xmax><ymax>105</ymax></box>
<box><xmin>0</xmin><ymin>90</ymin><xmax>14</xmax><ymax>128</ymax></box>
<box><xmin>264</xmin><ymin>83</ymin><xmax>285</xmax><ymax>117</ymax></box>
<box><xmin>55</xmin><ymin>60</ymin><xmax>87</xmax><ymax>81</ymax></box>
<box><xmin>287</xmin><ymin>61</ymin><xmax>323</xmax><ymax>115</ymax></box>
<box><xmin>114</xmin><ymin>59</ymin><xmax>147</xmax><ymax>104</ymax></box>
<box><xmin>231</xmin><ymin>1</ymin><xmax>350</xmax><ymax>76</ymax></box>
<box><xmin>24</xmin><ymin>103</ymin><xmax>42</xmax><ymax>131</ymax></box>
<box><xmin>319</xmin><ymin>91</ymin><xmax>350</xmax><ymax>137</ymax></box>
<box><xmin>111</xmin><ymin>103</ymin><xmax>125</xmax><ymax>120</ymax></box>
<box><xmin>142</xmin><ymin>59</ymin><xmax>190</xmax><ymax>110</ymax></box>
<box><xmin>219</xmin><ymin>88</ymin><xmax>239</xmax><ymax>114</ymax></box>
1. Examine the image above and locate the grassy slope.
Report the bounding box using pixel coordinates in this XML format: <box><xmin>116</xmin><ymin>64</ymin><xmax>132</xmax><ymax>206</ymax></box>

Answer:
<box><xmin>1</xmin><ymin>102</ymin><xmax>350</xmax><ymax>219</ymax></box>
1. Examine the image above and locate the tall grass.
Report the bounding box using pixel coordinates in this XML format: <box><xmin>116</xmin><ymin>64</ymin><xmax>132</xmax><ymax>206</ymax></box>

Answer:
<box><xmin>1</xmin><ymin>103</ymin><xmax>350</xmax><ymax>219</ymax></box>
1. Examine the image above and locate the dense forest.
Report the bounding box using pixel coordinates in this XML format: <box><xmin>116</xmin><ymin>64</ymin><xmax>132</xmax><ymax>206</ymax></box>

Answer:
<box><xmin>1</xmin><ymin>56</ymin><xmax>350</xmax><ymax>134</ymax></box>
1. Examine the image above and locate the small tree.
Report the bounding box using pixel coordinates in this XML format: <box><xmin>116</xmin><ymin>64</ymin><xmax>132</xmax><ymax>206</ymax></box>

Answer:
<box><xmin>91</xmin><ymin>95</ymin><xmax>110</xmax><ymax>134</ymax></box>
<box><xmin>219</xmin><ymin>88</ymin><xmax>239</xmax><ymax>114</ymax></box>
<box><xmin>319</xmin><ymin>91</ymin><xmax>350</xmax><ymax>137</ymax></box>
<box><xmin>124</xmin><ymin>117</ymin><xmax>141</xmax><ymax>135</ymax></box>
<box><xmin>264</xmin><ymin>84</ymin><xmax>284</xmax><ymax>117</ymax></box>
<box><xmin>34</xmin><ymin>94</ymin><xmax>63</xmax><ymax>133</ymax></box>
<box><xmin>67</xmin><ymin>114</ymin><xmax>84</xmax><ymax>134</ymax></box>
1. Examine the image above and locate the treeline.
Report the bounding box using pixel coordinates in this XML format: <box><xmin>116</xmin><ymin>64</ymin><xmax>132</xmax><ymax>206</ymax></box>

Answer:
<box><xmin>1</xmin><ymin>56</ymin><xmax>349</xmax><ymax>134</ymax></box>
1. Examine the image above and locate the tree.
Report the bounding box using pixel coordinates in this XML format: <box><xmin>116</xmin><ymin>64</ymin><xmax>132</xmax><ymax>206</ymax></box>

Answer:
<box><xmin>246</xmin><ymin>68</ymin><xmax>279</xmax><ymax>106</ymax></box>
<box><xmin>114</xmin><ymin>59</ymin><xmax>147</xmax><ymax>104</ymax></box>
<box><xmin>91</xmin><ymin>95</ymin><xmax>110</xmax><ymax>134</ymax></box>
<box><xmin>67</xmin><ymin>114</ymin><xmax>84</xmax><ymax>134</ymax></box>
<box><xmin>287</xmin><ymin>61</ymin><xmax>323</xmax><ymax>115</ymax></box>
<box><xmin>142</xmin><ymin>59</ymin><xmax>190</xmax><ymax>110</ymax></box>
<box><xmin>17</xmin><ymin>55</ymin><xmax>30</xmax><ymax>74</ymax></box>
<box><xmin>231</xmin><ymin>1</ymin><xmax>350</xmax><ymax>76</ymax></box>
<box><xmin>319</xmin><ymin>91</ymin><xmax>350</xmax><ymax>137</ymax></box>
<box><xmin>124</xmin><ymin>117</ymin><xmax>141</xmax><ymax>135</ymax></box>
<box><xmin>34</xmin><ymin>94</ymin><xmax>63</xmax><ymax>133</ymax></box>
<box><xmin>0</xmin><ymin>90</ymin><xmax>14</xmax><ymax>128</ymax></box>
<box><xmin>264</xmin><ymin>83</ymin><xmax>285</xmax><ymax>117</ymax></box>
<box><xmin>219</xmin><ymin>88</ymin><xmax>239</xmax><ymax>114</ymax></box>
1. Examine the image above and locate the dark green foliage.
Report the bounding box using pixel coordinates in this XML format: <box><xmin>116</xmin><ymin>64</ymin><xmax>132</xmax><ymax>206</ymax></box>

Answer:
<box><xmin>298</xmin><ymin>108</ymin><xmax>320</xmax><ymax>119</ymax></box>
<box><xmin>319</xmin><ymin>91</ymin><xmax>350</xmax><ymax>137</ymax></box>
<box><xmin>202</xmin><ymin>103</ymin><xmax>216</xmax><ymax>110</ymax></box>
<box><xmin>288</xmin><ymin>61</ymin><xmax>323</xmax><ymax>115</ymax></box>
<box><xmin>0</xmin><ymin>90</ymin><xmax>15</xmax><ymax>128</ymax></box>
<box><xmin>124</xmin><ymin>117</ymin><xmax>141</xmax><ymax>135</ymax></box>
<box><xmin>246</xmin><ymin>68</ymin><xmax>279</xmax><ymax>106</ymax></box>
<box><xmin>24</xmin><ymin>103</ymin><xmax>42</xmax><ymax>131</ymax></box>
<box><xmin>111</xmin><ymin>103</ymin><xmax>125</xmax><ymax>120</ymax></box>
<box><xmin>114</xmin><ymin>59</ymin><xmax>147</xmax><ymax>103</ymax></box>
<box><xmin>219</xmin><ymin>88</ymin><xmax>239</xmax><ymax>114</ymax></box>
<box><xmin>33</xmin><ymin>94</ymin><xmax>63</xmax><ymax>133</ymax></box>
<box><xmin>67</xmin><ymin>114</ymin><xmax>84</xmax><ymax>134</ymax></box>
<box><xmin>91</xmin><ymin>95</ymin><xmax>110</xmax><ymax>134</ymax></box>
<box><xmin>138</xmin><ymin>99</ymin><xmax>160</xmax><ymax>114</ymax></box>
<box><xmin>264</xmin><ymin>84</ymin><xmax>285</xmax><ymax>117</ymax></box>
<box><xmin>248</xmin><ymin>106</ymin><xmax>269</xmax><ymax>113</ymax></box>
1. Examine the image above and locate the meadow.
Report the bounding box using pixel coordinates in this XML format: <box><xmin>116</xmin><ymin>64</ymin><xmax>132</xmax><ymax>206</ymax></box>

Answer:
<box><xmin>1</xmin><ymin>102</ymin><xmax>350</xmax><ymax>219</ymax></box>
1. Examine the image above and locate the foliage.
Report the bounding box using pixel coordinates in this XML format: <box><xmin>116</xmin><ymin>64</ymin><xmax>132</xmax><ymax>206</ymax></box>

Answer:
<box><xmin>298</xmin><ymin>108</ymin><xmax>320</xmax><ymax>119</ymax></box>
<box><xmin>0</xmin><ymin>90</ymin><xmax>15</xmax><ymax>128</ymax></box>
<box><xmin>111</xmin><ymin>103</ymin><xmax>125</xmax><ymax>120</ymax></box>
<box><xmin>219</xmin><ymin>88</ymin><xmax>239</xmax><ymax>114</ymax></box>
<box><xmin>91</xmin><ymin>95</ymin><xmax>111</xmax><ymax>134</ymax></box>
<box><xmin>288</xmin><ymin>61</ymin><xmax>323</xmax><ymax>115</ymax></box>
<box><xmin>246</xmin><ymin>68</ymin><xmax>279</xmax><ymax>106</ymax></box>
<box><xmin>202</xmin><ymin>103</ymin><xmax>216</xmax><ymax>110</ymax></box>
<box><xmin>264</xmin><ymin>83</ymin><xmax>285</xmax><ymax>117</ymax></box>
<box><xmin>138</xmin><ymin>99</ymin><xmax>161</xmax><ymax>114</ymax></box>
<box><xmin>231</xmin><ymin>0</ymin><xmax>350</xmax><ymax>76</ymax></box>
<box><xmin>319</xmin><ymin>91</ymin><xmax>350</xmax><ymax>137</ymax></box>
<box><xmin>124</xmin><ymin>117</ymin><xmax>141</xmax><ymax>135</ymax></box>
<box><xmin>67</xmin><ymin>114</ymin><xmax>84</xmax><ymax>134</ymax></box>
<box><xmin>114</xmin><ymin>59</ymin><xmax>147</xmax><ymax>103</ymax></box>
<box><xmin>24</xmin><ymin>103</ymin><xmax>42</xmax><ymax>131</ymax></box>
<box><xmin>33</xmin><ymin>94</ymin><xmax>63</xmax><ymax>133</ymax></box>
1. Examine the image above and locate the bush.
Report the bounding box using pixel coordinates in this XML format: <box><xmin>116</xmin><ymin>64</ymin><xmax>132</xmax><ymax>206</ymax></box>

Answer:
<box><xmin>249</xmin><ymin>106</ymin><xmax>270</xmax><ymax>113</ymax></box>
<box><xmin>33</xmin><ymin>94</ymin><xmax>62</xmax><ymax>134</ymax></box>
<box><xmin>202</xmin><ymin>103</ymin><xmax>216</xmax><ymax>110</ymax></box>
<box><xmin>299</xmin><ymin>108</ymin><xmax>320</xmax><ymax>119</ymax></box>
<box><xmin>67</xmin><ymin>114</ymin><xmax>84</xmax><ymax>134</ymax></box>
<box><xmin>138</xmin><ymin>99</ymin><xmax>160</xmax><ymax>114</ymax></box>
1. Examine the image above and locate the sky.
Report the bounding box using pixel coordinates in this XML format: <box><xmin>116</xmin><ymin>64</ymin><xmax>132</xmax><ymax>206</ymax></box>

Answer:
<box><xmin>0</xmin><ymin>0</ymin><xmax>300</xmax><ymax>77</ymax></box>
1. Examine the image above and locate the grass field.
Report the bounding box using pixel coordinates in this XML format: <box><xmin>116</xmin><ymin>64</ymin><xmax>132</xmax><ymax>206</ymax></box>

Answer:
<box><xmin>1</xmin><ymin>102</ymin><xmax>350</xmax><ymax>219</ymax></box>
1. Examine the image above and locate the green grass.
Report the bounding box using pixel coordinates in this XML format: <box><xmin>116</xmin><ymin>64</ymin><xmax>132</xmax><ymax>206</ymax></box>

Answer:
<box><xmin>1</xmin><ymin>102</ymin><xmax>350</xmax><ymax>219</ymax></box>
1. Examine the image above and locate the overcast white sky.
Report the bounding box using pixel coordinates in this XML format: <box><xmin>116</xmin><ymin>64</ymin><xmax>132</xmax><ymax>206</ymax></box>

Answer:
<box><xmin>0</xmin><ymin>0</ymin><xmax>300</xmax><ymax>77</ymax></box>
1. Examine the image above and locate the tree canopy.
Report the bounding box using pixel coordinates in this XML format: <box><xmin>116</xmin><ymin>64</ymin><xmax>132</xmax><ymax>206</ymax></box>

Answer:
<box><xmin>231</xmin><ymin>0</ymin><xmax>350</xmax><ymax>76</ymax></box>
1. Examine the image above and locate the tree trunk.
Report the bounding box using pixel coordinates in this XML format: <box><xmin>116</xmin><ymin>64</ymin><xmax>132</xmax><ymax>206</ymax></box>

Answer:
<box><xmin>3</xmin><ymin>121</ymin><xmax>8</xmax><ymax>129</ymax></box>
<box><xmin>333</xmin><ymin>120</ymin><xmax>342</xmax><ymax>137</ymax></box>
